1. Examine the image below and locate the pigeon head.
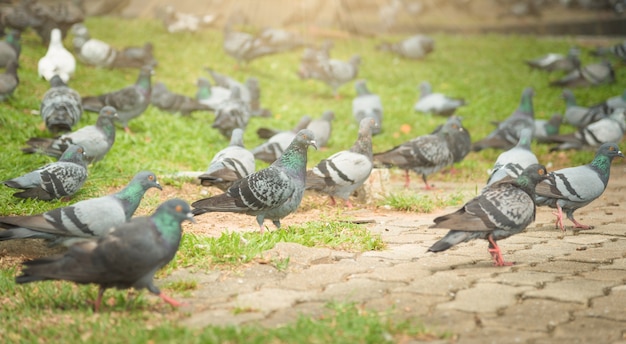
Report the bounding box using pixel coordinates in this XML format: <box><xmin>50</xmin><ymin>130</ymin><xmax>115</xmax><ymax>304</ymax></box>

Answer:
<box><xmin>354</xmin><ymin>80</ymin><xmax>370</xmax><ymax>96</ymax></box>
<box><xmin>153</xmin><ymin>198</ymin><xmax>195</xmax><ymax>225</ymax></box>
<box><xmin>322</xmin><ymin>110</ymin><xmax>335</xmax><ymax>122</ymax></box>
<box><xmin>49</xmin><ymin>28</ymin><xmax>62</xmax><ymax>47</ymax></box>
<box><xmin>294</xmin><ymin>129</ymin><xmax>317</xmax><ymax>150</ymax></box>
<box><xmin>516</xmin><ymin>163</ymin><xmax>551</xmax><ymax>194</ymax></box>
<box><xmin>59</xmin><ymin>144</ymin><xmax>87</xmax><ymax>165</ymax></box>
<box><xmin>596</xmin><ymin>143</ymin><xmax>624</xmax><ymax>161</ymax></box>
<box><xmin>133</xmin><ymin>171</ymin><xmax>163</xmax><ymax>191</ymax></box>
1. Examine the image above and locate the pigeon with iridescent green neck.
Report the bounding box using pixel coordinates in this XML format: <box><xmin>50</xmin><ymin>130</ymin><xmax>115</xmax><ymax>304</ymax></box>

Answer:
<box><xmin>535</xmin><ymin>143</ymin><xmax>624</xmax><ymax>231</ymax></box>
<box><xmin>534</xmin><ymin>113</ymin><xmax>562</xmax><ymax>143</ymax></box>
<box><xmin>192</xmin><ymin>130</ymin><xmax>317</xmax><ymax>232</ymax></box>
<box><xmin>15</xmin><ymin>198</ymin><xmax>193</xmax><ymax>312</ymax></box>
<box><xmin>0</xmin><ymin>171</ymin><xmax>162</xmax><ymax>244</ymax></box>
<box><xmin>0</xmin><ymin>30</ymin><xmax>21</xmax><ymax>68</ymax></box>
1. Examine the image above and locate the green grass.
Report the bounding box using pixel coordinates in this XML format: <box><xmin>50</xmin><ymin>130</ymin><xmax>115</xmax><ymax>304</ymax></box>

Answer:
<box><xmin>0</xmin><ymin>14</ymin><xmax>625</xmax><ymax>343</ymax></box>
<box><xmin>380</xmin><ymin>191</ymin><xmax>466</xmax><ymax>213</ymax></box>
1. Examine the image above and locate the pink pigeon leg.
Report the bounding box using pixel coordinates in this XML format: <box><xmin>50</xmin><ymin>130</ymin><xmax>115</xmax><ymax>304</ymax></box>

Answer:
<box><xmin>552</xmin><ymin>203</ymin><xmax>565</xmax><ymax>232</ymax></box>
<box><xmin>568</xmin><ymin>215</ymin><xmax>593</xmax><ymax>230</ymax></box>
<box><xmin>403</xmin><ymin>170</ymin><xmax>411</xmax><ymax>188</ymax></box>
<box><xmin>487</xmin><ymin>234</ymin><xmax>513</xmax><ymax>267</ymax></box>
<box><xmin>94</xmin><ymin>287</ymin><xmax>106</xmax><ymax>312</ymax></box>
<box><xmin>159</xmin><ymin>293</ymin><xmax>182</xmax><ymax>307</ymax></box>
<box><xmin>422</xmin><ymin>174</ymin><xmax>434</xmax><ymax>190</ymax></box>
<box><xmin>328</xmin><ymin>196</ymin><xmax>336</xmax><ymax>206</ymax></box>
<box><xmin>344</xmin><ymin>199</ymin><xmax>353</xmax><ymax>209</ymax></box>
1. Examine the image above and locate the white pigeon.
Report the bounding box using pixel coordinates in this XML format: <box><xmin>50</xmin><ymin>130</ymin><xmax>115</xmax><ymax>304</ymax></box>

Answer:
<box><xmin>38</xmin><ymin>28</ymin><xmax>76</xmax><ymax>83</ymax></box>
<box><xmin>414</xmin><ymin>81</ymin><xmax>466</xmax><ymax>117</ymax></box>
<box><xmin>71</xmin><ymin>23</ymin><xmax>117</xmax><ymax>67</ymax></box>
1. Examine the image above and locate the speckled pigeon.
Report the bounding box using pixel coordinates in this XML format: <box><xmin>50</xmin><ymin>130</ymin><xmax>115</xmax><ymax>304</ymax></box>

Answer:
<box><xmin>3</xmin><ymin>144</ymin><xmax>87</xmax><ymax>201</ymax></box>
<box><xmin>198</xmin><ymin>128</ymin><xmax>255</xmax><ymax>191</ymax></box>
<box><xmin>525</xmin><ymin>47</ymin><xmax>580</xmax><ymax>73</ymax></box>
<box><xmin>82</xmin><ymin>66</ymin><xmax>152</xmax><ymax>133</ymax></box>
<box><xmin>430</xmin><ymin>115</ymin><xmax>471</xmax><ymax>171</ymax></box>
<box><xmin>0</xmin><ymin>171</ymin><xmax>162</xmax><ymax>244</ymax></box>
<box><xmin>353</xmin><ymin>79</ymin><xmax>383</xmax><ymax>135</ymax></box>
<box><xmin>0</xmin><ymin>30</ymin><xmax>21</xmax><ymax>68</ymax></box>
<box><xmin>37</xmin><ymin>28</ymin><xmax>75</xmax><ymax>83</ymax></box>
<box><xmin>23</xmin><ymin>106</ymin><xmax>117</xmax><ymax>164</ymax></box>
<box><xmin>192</xmin><ymin>129</ymin><xmax>317</xmax><ymax>232</ymax></box>
<box><xmin>40</xmin><ymin>74</ymin><xmax>83</xmax><ymax>134</ymax></box>
<box><xmin>376</xmin><ymin>34</ymin><xmax>434</xmax><ymax>60</ymax></box>
<box><xmin>0</xmin><ymin>59</ymin><xmax>19</xmax><ymax>101</ymax></box>
<box><xmin>414</xmin><ymin>81</ymin><xmax>466</xmax><ymax>117</ymax></box>
<box><xmin>429</xmin><ymin>164</ymin><xmax>551</xmax><ymax>266</ymax></box>
<box><xmin>306</xmin><ymin>118</ymin><xmax>376</xmax><ymax>208</ymax></box>
<box><xmin>472</xmin><ymin>87</ymin><xmax>535</xmax><ymax>152</ymax></box>
<box><xmin>550</xmin><ymin>60</ymin><xmax>615</xmax><ymax>88</ymax></box>
<box><xmin>535</xmin><ymin>143</ymin><xmax>624</xmax><ymax>231</ymax></box>
<box><xmin>486</xmin><ymin>128</ymin><xmax>538</xmax><ymax>187</ymax></box>
<box><xmin>212</xmin><ymin>86</ymin><xmax>251</xmax><ymax>139</ymax></box>
<box><xmin>547</xmin><ymin>108</ymin><xmax>625</xmax><ymax>151</ymax></box>
<box><xmin>306</xmin><ymin>110</ymin><xmax>334</xmax><ymax>148</ymax></box>
<box><xmin>151</xmin><ymin>81</ymin><xmax>211</xmax><ymax>116</ymax></box>
<box><xmin>252</xmin><ymin>115</ymin><xmax>312</xmax><ymax>163</ymax></box>
<box><xmin>561</xmin><ymin>89</ymin><xmax>608</xmax><ymax>128</ymax></box>
<box><xmin>373</xmin><ymin>119</ymin><xmax>457</xmax><ymax>190</ymax></box>
<box><xmin>15</xmin><ymin>198</ymin><xmax>193</xmax><ymax>312</ymax></box>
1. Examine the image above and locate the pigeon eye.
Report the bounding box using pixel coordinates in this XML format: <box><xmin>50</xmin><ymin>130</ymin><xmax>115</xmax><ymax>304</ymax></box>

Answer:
<box><xmin>538</xmin><ymin>169</ymin><xmax>545</xmax><ymax>175</ymax></box>
<box><xmin>149</xmin><ymin>175</ymin><xmax>154</xmax><ymax>181</ymax></box>
<box><xmin>609</xmin><ymin>146</ymin><xmax>615</xmax><ymax>151</ymax></box>
<box><xmin>175</xmin><ymin>205</ymin><xmax>182</xmax><ymax>212</ymax></box>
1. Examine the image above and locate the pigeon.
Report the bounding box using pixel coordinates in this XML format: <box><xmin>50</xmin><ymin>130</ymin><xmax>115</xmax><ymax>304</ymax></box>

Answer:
<box><xmin>15</xmin><ymin>198</ymin><xmax>193</xmax><ymax>312</ymax></box>
<box><xmin>603</xmin><ymin>90</ymin><xmax>626</xmax><ymax>111</ymax></box>
<box><xmin>198</xmin><ymin>128</ymin><xmax>255</xmax><ymax>191</ymax></box>
<box><xmin>431</xmin><ymin>115</ymin><xmax>472</xmax><ymax>171</ymax></box>
<box><xmin>192</xmin><ymin>129</ymin><xmax>317</xmax><ymax>232</ymax></box>
<box><xmin>204</xmin><ymin>68</ymin><xmax>251</xmax><ymax>104</ymax></box>
<box><xmin>591</xmin><ymin>39</ymin><xmax>626</xmax><ymax>62</ymax></box>
<box><xmin>40</xmin><ymin>74</ymin><xmax>83</xmax><ymax>134</ymax></box>
<box><xmin>306</xmin><ymin>110</ymin><xmax>334</xmax><ymax>148</ymax></box>
<box><xmin>486</xmin><ymin>128</ymin><xmax>538</xmax><ymax>186</ymax></box>
<box><xmin>3</xmin><ymin>144</ymin><xmax>87</xmax><ymax>201</ymax></box>
<box><xmin>37</xmin><ymin>28</ymin><xmax>76</xmax><ymax>83</ymax></box>
<box><xmin>561</xmin><ymin>89</ymin><xmax>608</xmax><ymax>128</ymax></box>
<box><xmin>0</xmin><ymin>59</ymin><xmax>19</xmax><ymax>101</ymax></box>
<box><xmin>306</xmin><ymin>118</ymin><xmax>376</xmax><ymax>208</ymax></box>
<box><xmin>212</xmin><ymin>86</ymin><xmax>251</xmax><ymax>139</ymax></box>
<box><xmin>82</xmin><ymin>66</ymin><xmax>153</xmax><ymax>133</ymax></box>
<box><xmin>413</xmin><ymin>81</ymin><xmax>466</xmax><ymax>117</ymax></box>
<box><xmin>0</xmin><ymin>30</ymin><xmax>21</xmax><ymax>68</ymax></box>
<box><xmin>546</xmin><ymin>108</ymin><xmax>626</xmax><ymax>151</ymax></box>
<box><xmin>352</xmin><ymin>79</ymin><xmax>383</xmax><ymax>135</ymax></box>
<box><xmin>257</xmin><ymin>27</ymin><xmax>306</xmax><ymax>53</ymax></box>
<box><xmin>154</xmin><ymin>5</ymin><xmax>218</xmax><ymax>33</ymax></box>
<box><xmin>221</xmin><ymin>17</ymin><xmax>279</xmax><ymax>67</ymax></box>
<box><xmin>151</xmin><ymin>81</ymin><xmax>211</xmax><ymax>116</ymax></box>
<box><xmin>16</xmin><ymin>0</ymin><xmax>84</xmax><ymax>46</ymax></box>
<box><xmin>535</xmin><ymin>143</ymin><xmax>624</xmax><ymax>231</ymax></box>
<box><xmin>0</xmin><ymin>171</ymin><xmax>162</xmax><ymax>244</ymax></box>
<box><xmin>472</xmin><ymin>87</ymin><xmax>535</xmax><ymax>151</ymax></box>
<box><xmin>22</xmin><ymin>106</ymin><xmax>118</xmax><ymax>164</ymax></box>
<box><xmin>373</xmin><ymin>119</ymin><xmax>457</xmax><ymax>190</ymax></box>
<box><xmin>524</xmin><ymin>47</ymin><xmax>581</xmax><ymax>73</ymax></box>
<box><xmin>195</xmin><ymin>77</ymin><xmax>231</xmax><ymax>111</ymax></box>
<box><xmin>113</xmin><ymin>43</ymin><xmax>157</xmax><ymax>69</ymax></box>
<box><xmin>244</xmin><ymin>77</ymin><xmax>271</xmax><ymax>118</ymax></box>
<box><xmin>497</xmin><ymin>0</ymin><xmax>542</xmax><ymax>19</ymax></box>
<box><xmin>297</xmin><ymin>40</ymin><xmax>333</xmax><ymax>81</ymax></box>
<box><xmin>428</xmin><ymin>164</ymin><xmax>551</xmax><ymax>266</ymax></box>
<box><xmin>252</xmin><ymin>115</ymin><xmax>312</xmax><ymax>163</ymax></box>
<box><xmin>376</xmin><ymin>34</ymin><xmax>435</xmax><ymax>60</ymax></box>
<box><xmin>533</xmin><ymin>113</ymin><xmax>562</xmax><ymax>143</ymax></box>
<box><xmin>203</xmin><ymin>68</ymin><xmax>269</xmax><ymax>116</ymax></box>
<box><xmin>299</xmin><ymin>54</ymin><xmax>361</xmax><ymax>98</ymax></box>
<box><xmin>550</xmin><ymin>60</ymin><xmax>615</xmax><ymax>88</ymax></box>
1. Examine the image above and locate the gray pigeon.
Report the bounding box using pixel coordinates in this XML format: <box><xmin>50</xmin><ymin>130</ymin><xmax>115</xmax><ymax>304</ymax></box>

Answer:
<box><xmin>550</xmin><ymin>60</ymin><xmax>615</xmax><ymax>88</ymax></box>
<box><xmin>0</xmin><ymin>171</ymin><xmax>162</xmax><ymax>244</ymax></box>
<box><xmin>352</xmin><ymin>79</ymin><xmax>383</xmax><ymax>135</ymax></box>
<box><xmin>195</xmin><ymin>77</ymin><xmax>231</xmax><ymax>111</ymax></box>
<box><xmin>525</xmin><ymin>47</ymin><xmax>580</xmax><ymax>73</ymax></box>
<box><xmin>431</xmin><ymin>115</ymin><xmax>472</xmax><ymax>171</ymax></box>
<box><xmin>222</xmin><ymin>17</ymin><xmax>280</xmax><ymax>67</ymax></box>
<box><xmin>23</xmin><ymin>106</ymin><xmax>118</xmax><ymax>163</ymax></box>
<box><xmin>486</xmin><ymin>128</ymin><xmax>538</xmax><ymax>186</ymax></box>
<box><xmin>0</xmin><ymin>30</ymin><xmax>21</xmax><ymax>68</ymax></box>
<box><xmin>376</xmin><ymin>34</ymin><xmax>435</xmax><ymax>60</ymax></box>
<box><xmin>192</xmin><ymin>129</ymin><xmax>317</xmax><ymax>232</ymax></box>
<box><xmin>429</xmin><ymin>164</ymin><xmax>551</xmax><ymax>266</ymax></box>
<box><xmin>198</xmin><ymin>128</ymin><xmax>255</xmax><ymax>191</ymax></box>
<box><xmin>40</xmin><ymin>74</ymin><xmax>83</xmax><ymax>134</ymax></box>
<box><xmin>204</xmin><ymin>68</ymin><xmax>251</xmax><ymax>104</ymax></box>
<box><xmin>212</xmin><ymin>86</ymin><xmax>251</xmax><ymax>139</ymax></box>
<box><xmin>533</xmin><ymin>113</ymin><xmax>562</xmax><ymax>143</ymax></box>
<box><xmin>603</xmin><ymin>90</ymin><xmax>626</xmax><ymax>111</ymax></box>
<box><xmin>82</xmin><ymin>66</ymin><xmax>153</xmax><ymax>133</ymax></box>
<box><xmin>0</xmin><ymin>59</ymin><xmax>19</xmax><ymax>101</ymax></box>
<box><xmin>299</xmin><ymin>54</ymin><xmax>361</xmax><ymax>98</ymax></box>
<box><xmin>257</xmin><ymin>27</ymin><xmax>306</xmax><ymax>53</ymax></box>
<box><xmin>547</xmin><ymin>108</ymin><xmax>625</xmax><ymax>151</ymax></box>
<box><xmin>591</xmin><ymin>39</ymin><xmax>626</xmax><ymax>62</ymax></box>
<box><xmin>472</xmin><ymin>87</ymin><xmax>535</xmax><ymax>152</ymax></box>
<box><xmin>306</xmin><ymin>118</ymin><xmax>376</xmax><ymax>208</ymax></box>
<box><xmin>15</xmin><ymin>198</ymin><xmax>193</xmax><ymax>312</ymax></box>
<box><xmin>297</xmin><ymin>40</ymin><xmax>333</xmax><ymax>81</ymax></box>
<box><xmin>151</xmin><ymin>81</ymin><xmax>211</xmax><ymax>116</ymax></box>
<box><xmin>535</xmin><ymin>143</ymin><xmax>624</xmax><ymax>231</ymax></box>
<box><xmin>3</xmin><ymin>144</ymin><xmax>87</xmax><ymax>201</ymax></box>
<box><xmin>373</xmin><ymin>120</ymin><xmax>457</xmax><ymax>190</ymax></box>
<box><xmin>414</xmin><ymin>81</ymin><xmax>466</xmax><ymax>117</ymax></box>
<box><xmin>561</xmin><ymin>89</ymin><xmax>608</xmax><ymax>128</ymax></box>
<box><xmin>252</xmin><ymin>115</ymin><xmax>312</xmax><ymax>163</ymax></box>
<box><xmin>306</xmin><ymin>110</ymin><xmax>334</xmax><ymax>148</ymax></box>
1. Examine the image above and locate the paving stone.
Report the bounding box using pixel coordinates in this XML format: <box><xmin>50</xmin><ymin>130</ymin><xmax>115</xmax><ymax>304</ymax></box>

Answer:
<box><xmin>272</xmin><ymin>260</ymin><xmax>372</xmax><ymax>290</ymax></box>
<box><xmin>257</xmin><ymin>301</ymin><xmax>328</xmax><ymax>328</ymax></box>
<box><xmin>363</xmin><ymin>292</ymin><xmax>448</xmax><ymax>318</ymax></box>
<box><xmin>523</xmin><ymin>278</ymin><xmax>614</xmax><ymax>304</ymax></box>
<box><xmin>550</xmin><ymin>316</ymin><xmax>626</xmax><ymax>343</ymax></box>
<box><xmin>483</xmin><ymin>270</ymin><xmax>565</xmax><ymax>287</ymax></box>
<box><xmin>420</xmin><ymin>309</ymin><xmax>483</xmax><ymax>335</ymax></box>
<box><xmin>181</xmin><ymin>308</ymin><xmax>266</xmax><ymax>328</ymax></box>
<box><xmin>562</xmin><ymin>235</ymin><xmax>613</xmax><ymax>245</ymax></box>
<box><xmin>437</xmin><ymin>283</ymin><xmax>533</xmax><ymax>313</ymax></box>
<box><xmin>580</xmin><ymin>269</ymin><xmax>626</xmax><ymax>282</ymax></box>
<box><xmin>555</xmin><ymin>241</ymin><xmax>626</xmax><ymax>264</ymax></box>
<box><xmin>317</xmin><ymin>278</ymin><xmax>403</xmax><ymax>303</ymax></box>
<box><xmin>455</xmin><ymin>328</ymin><xmax>545</xmax><ymax>344</ymax></box>
<box><xmin>350</xmin><ymin>261</ymin><xmax>432</xmax><ymax>282</ymax></box>
<box><xmin>360</xmin><ymin>243</ymin><xmax>423</xmax><ymax>261</ymax></box>
<box><xmin>577</xmin><ymin>288</ymin><xmax>626</xmax><ymax>321</ymax></box>
<box><xmin>524</xmin><ymin>260</ymin><xmax>597</xmax><ymax>274</ymax></box>
<box><xmin>488</xmin><ymin>299</ymin><xmax>583</xmax><ymax>332</ymax></box>
<box><xmin>599</xmin><ymin>258</ymin><xmax>626</xmax><ymax>271</ymax></box>
<box><xmin>396</xmin><ymin>270</ymin><xmax>477</xmax><ymax>297</ymax></box>
<box><xmin>230</xmin><ymin>288</ymin><xmax>315</xmax><ymax>314</ymax></box>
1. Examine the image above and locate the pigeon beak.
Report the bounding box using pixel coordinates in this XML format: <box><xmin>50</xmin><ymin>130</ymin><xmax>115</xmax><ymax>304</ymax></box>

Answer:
<box><xmin>311</xmin><ymin>140</ymin><xmax>318</xmax><ymax>150</ymax></box>
<box><xmin>618</xmin><ymin>150</ymin><xmax>625</xmax><ymax>158</ymax></box>
<box><xmin>186</xmin><ymin>212</ymin><xmax>196</xmax><ymax>224</ymax></box>
<box><xmin>155</xmin><ymin>181</ymin><xmax>163</xmax><ymax>190</ymax></box>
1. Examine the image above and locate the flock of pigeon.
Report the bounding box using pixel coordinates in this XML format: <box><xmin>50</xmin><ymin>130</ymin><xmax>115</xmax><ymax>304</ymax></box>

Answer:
<box><xmin>0</xmin><ymin>2</ymin><xmax>625</xmax><ymax>311</ymax></box>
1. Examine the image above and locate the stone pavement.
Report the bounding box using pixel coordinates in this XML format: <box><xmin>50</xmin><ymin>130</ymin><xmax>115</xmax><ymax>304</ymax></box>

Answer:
<box><xmin>169</xmin><ymin>166</ymin><xmax>626</xmax><ymax>343</ymax></box>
